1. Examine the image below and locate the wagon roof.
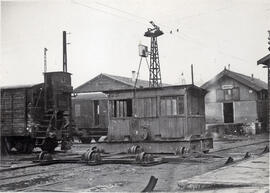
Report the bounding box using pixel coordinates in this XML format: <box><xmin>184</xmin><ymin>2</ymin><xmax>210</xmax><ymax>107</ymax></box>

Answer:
<box><xmin>201</xmin><ymin>69</ymin><xmax>267</xmax><ymax>91</ymax></box>
<box><xmin>0</xmin><ymin>83</ymin><xmax>43</xmax><ymax>90</ymax></box>
<box><xmin>72</xmin><ymin>92</ymin><xmax>108</xmax><ymax>100</ymax></box>
<box><xmin>103</xmin><ymin>84</ymin><xmax>206</xmax><ymax>94</ymax></box>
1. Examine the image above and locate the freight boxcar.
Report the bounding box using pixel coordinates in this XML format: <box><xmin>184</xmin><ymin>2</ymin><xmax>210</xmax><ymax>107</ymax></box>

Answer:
<box><xmin>94</xmin><ymin>84</ymin><xmax>213</xmax><ymax>154</ymax></box>
<box><xmin>72</xmin><ymin>92</ymin><xmax>108</xmax><ymax>143</ymax></box>
<box><xmin>1</xmin><ymin>71</ymin><xmax>73</xmax><ymax>153</ymax></box>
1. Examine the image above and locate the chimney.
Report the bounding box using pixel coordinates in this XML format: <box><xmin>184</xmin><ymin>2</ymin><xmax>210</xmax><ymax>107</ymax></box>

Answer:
<box><xmin>251</xmin><ymin>74</ymin><xmax>254</xmax><ymax>80</ymax></box>
<box><xmin>132</xmin><ymin>71</ymin><xmax>136</xmax><ymax>82</ymax></box>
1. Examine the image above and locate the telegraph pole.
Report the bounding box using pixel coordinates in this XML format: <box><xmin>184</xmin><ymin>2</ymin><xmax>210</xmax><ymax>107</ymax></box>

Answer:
<box><xmin>257</xmin><ymin>30</ymin><xmax>270</xmax><ymax>132</ymax></box>
<box><xmin>63</xmin><ymin>31</ymin><xmax>67</xmax><ymax>72</ymax></box>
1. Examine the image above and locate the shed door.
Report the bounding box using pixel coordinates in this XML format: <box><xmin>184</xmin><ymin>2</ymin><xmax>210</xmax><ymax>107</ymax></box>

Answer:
<box><xmin>223</xmin><ymin>102</ymin><xmax>234</xmax><ymax>123</ymax></box>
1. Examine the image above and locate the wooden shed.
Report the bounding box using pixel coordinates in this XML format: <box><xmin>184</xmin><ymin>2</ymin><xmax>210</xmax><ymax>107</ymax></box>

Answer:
<box><xmin>201</xmin><ymin>69</ymin><xmax>268</xmax><ymax>133</ymax></box>
<box><xmin>104</xmin><ymin>84</ymin><xmax>207</xmax><ymax>142</ymax></box>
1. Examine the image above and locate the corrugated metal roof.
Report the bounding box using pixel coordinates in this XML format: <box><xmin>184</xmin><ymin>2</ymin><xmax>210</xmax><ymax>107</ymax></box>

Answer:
<box><xmin>201</xmin><ymin>69</ymin><xmax>267</xmax><ymax>91</ymax></box>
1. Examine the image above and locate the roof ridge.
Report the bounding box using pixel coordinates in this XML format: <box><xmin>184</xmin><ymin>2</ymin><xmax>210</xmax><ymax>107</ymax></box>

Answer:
<box><xmin>103</xmin><ymin>73</ymin><xmax>148</xmax><ymax>82</ymax></box>
<box><xmin>202</xmin><ymin>69</ymin><xmax>267</xmax><ymax>91</ymax></box>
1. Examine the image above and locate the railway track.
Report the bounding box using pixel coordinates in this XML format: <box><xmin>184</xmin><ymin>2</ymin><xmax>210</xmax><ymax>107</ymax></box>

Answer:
<box><xmin>211</xmin><ymin>139</ymin><xmax>269</xmax><ymax>153</ymax></box>
<box><xmin>0</xmin><ymin>139</ymin><xmax>268</xmax><ymax>173</ymax></box>
<box><xmin>0</xmin><ymin>139</ymin><xmax>268</xmax><ymax>192</ymax></box>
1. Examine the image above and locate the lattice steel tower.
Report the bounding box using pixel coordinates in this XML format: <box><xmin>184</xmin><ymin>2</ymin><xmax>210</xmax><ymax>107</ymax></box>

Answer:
<box><xmin>144</xmin><ymin>21</ymin><xmax>164</xmax><ymax>87</ymax></box>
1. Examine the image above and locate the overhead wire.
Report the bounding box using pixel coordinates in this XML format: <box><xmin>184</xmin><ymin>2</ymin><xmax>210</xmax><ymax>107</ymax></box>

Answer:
<box><xmin>71</xmin><ymin>0</ymin><xmax>147</xmax><ymax>26</ymax></box>
<box><xmin>71</xmin><ymin>0</ymin><xmax>248</xmax><ymax>63</ymax></box>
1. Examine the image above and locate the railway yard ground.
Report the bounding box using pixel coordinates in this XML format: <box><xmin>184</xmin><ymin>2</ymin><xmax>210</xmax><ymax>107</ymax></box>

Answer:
<box><xmin>0</xmin><ymin>134</ymin><xmax>269</xmax><ymax>192</ymax></box>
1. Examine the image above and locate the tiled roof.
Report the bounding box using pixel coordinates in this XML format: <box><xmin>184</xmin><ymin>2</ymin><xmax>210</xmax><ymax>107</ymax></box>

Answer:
<box><xmin>201</xmin><ymin>69</ymin><xmax>267</xmax><ymax>91</ymax></box>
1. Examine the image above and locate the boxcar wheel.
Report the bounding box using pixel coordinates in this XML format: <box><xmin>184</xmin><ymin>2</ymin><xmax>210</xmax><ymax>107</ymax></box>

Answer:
<box><xmin>41</xmin><ymin>138</ymin><xmax>58</xmax><ymax>153</ymax></box>
<box><xmin>15</xmin><ymin>142</ymin><xmax>24</xmax><ymax>153</ymax></box>
<box><xmin>26</xmin><ymin>143</ymin><xmax>34</xmax><ymax>154</ymax></box>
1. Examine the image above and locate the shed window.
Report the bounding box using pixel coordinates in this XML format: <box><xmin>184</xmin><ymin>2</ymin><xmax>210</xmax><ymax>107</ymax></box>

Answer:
<box><xmin>224</xmin><ymin>89</ymin><xmax>232</xmax><ymax>100</ymax></box>
<box><xmin>160</xmin><ymin>96</ymin><xmax>184</xmax><ymax>116</ymax></box>
<box><xmin>111</xmin><ymin>99</ymin><xmax>132</xmax><ymax>117</ymax></box>
<box><xmin>217</xmin><ymin>88</ymin><xmax>240</xmax><ymax>102</ymax></box>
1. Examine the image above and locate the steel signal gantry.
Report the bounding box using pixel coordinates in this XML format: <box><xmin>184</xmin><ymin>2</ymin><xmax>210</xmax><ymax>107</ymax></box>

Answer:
<box><xmin>144</xmin><ymin>21</ymin><xmax>164</xmax><ymax>87</ymax></box>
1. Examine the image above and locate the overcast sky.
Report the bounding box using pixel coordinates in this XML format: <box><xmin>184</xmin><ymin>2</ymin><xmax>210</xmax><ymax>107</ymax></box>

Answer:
<box><xmin>1</xmin><ymin>0</ymin><xmax>270</xmax><ymax>88</ymax></box>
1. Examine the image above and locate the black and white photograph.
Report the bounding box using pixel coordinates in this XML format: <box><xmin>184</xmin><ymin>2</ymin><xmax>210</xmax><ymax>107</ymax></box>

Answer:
<box><xmin>1</xmin><ymin>0</ymin><xmax>269</xmax><ymax>192</ymax></box>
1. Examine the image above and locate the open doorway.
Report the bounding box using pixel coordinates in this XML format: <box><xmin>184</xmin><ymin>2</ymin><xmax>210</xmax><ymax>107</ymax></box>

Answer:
<box><xmin>94</xmin><ymin>100</ymin><xmax>100</xmax><ymax>126</ymax></box>
<box><xmin>223</xmin><ymin>102</ymin><xmax>234</xmax><ymax>123</ymax></box>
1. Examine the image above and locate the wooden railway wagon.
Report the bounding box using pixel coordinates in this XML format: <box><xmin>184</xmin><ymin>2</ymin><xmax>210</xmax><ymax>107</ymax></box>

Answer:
<box><xmin>0</xmin><ymin>71</ymin><xmax>73</xmax><ymax>153</ymax></box>
<box><xmin>72</xmin><ymin>92</ymin><xmax>108</xmax><ymax>143</ymax></box>
<box><xmin>95</xmin><ymin>84</ymin><xmax>213</xmax><ymax>154</ymax></box>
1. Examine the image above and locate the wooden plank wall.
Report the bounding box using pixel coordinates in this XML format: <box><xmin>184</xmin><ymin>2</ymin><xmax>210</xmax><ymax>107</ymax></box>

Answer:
<box><xmin>1</xmin><ymin>89</ymin><xmax>27</xmax><ymax>136</ymax></box>
<box><xmin>187</xmin><ymin>117</ymin><xmax>205</xmax><ymax>136</ymax></box>
<box><xmin>159</xmin><ymin>117</ymin><xmax>186</xmax><ymax>138</ymax></box>
<box><xmin>108</xmin><ymin>119</ymin><xmax>130</xmax><ymax>141</ymax></box>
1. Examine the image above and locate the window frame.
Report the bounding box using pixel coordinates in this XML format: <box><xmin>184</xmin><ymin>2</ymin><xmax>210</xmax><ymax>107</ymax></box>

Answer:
<box><xmin>110</xmin><ymin>99</ymin><xmax>133</xmax><ymax>118</ymax></box>
<box><xmin>160</xmin><ymin>95</ymin><xmax>185</xmax><ymax>117</ymax></box>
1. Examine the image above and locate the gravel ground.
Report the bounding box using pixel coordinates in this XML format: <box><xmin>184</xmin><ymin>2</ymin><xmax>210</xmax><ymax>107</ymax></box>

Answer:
<box><xmin>0</xmin><ymin>134</ymin><xmax>269</xmax><ymax>192</ymax></box>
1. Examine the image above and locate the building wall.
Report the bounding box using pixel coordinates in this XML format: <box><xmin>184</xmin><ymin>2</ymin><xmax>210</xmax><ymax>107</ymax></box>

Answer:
<box><xmin>234</xmin><ymin>101</ymin><xmax>257</xmax><ymax>123</ymax></box>
<box><xmin>205</xmin><ymin>102</ymin><xmax>223</xmax><ymax>123</ymax></box>
<box><xmin>204</xmin><ymin>76</ymin><xmax>259</xmax><ymax>124</ymax></box>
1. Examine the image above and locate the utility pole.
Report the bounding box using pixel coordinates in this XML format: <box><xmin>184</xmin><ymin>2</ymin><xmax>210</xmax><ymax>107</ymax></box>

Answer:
<box><xmin>144</xmin><ymin>21</ymin><xmax>163</xmax><ymax>87</ymax></box>
<box><xmin>257</xmin><ymin>30</ymin><xmax>270</xmax><ymax>132</ymax></box>
<box><xmin>44</xmin><ymin>48</ymin><xmax>48</xmax><ymax>73</ymax></box>
<box><xmin>191</xmin><ymin>64</ymin><xmax>194</xmax><ymax>85</ymax></box>
<box><xmin>63</xmin><ymin>31</ymin><xmax>67</xmax><ymax>72</ymax></box>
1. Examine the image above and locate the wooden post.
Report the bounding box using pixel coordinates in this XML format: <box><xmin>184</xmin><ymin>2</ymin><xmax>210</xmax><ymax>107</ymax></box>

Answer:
<box><xmin>63</xmin><ymin>31</ymin><xmax>67</xmax><ymax>72</ymax></box>
<box><xmin>267</xmin><ymin>63</ymin><xmax>270</xmax><ymax>132</ymax></box>
<box><xmin>191</xmin><ymin>64</ymin><xmax>194</xmax><ymax>85</ymax></box>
